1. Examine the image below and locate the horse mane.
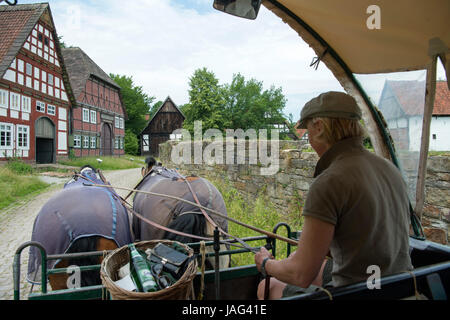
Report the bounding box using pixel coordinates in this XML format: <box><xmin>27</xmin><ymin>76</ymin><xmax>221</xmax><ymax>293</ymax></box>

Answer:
<box><xmin>80</xmin><ymin>165</ymin><xmax>97</xmax><ymax>173</ymax></box>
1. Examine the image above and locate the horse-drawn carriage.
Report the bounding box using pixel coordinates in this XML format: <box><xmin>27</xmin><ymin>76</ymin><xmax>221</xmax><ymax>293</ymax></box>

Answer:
<box><xmin>12</xmin><ymin>0</ymin><xmax>450</xmax><ymax>300</ymax></box>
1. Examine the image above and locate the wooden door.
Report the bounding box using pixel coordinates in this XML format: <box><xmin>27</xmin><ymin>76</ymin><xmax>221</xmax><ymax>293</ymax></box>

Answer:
<box><xmin>101</xmin><ymin>123</ymin><xmax>112</xmax><ymax>156</ymax></box>
<box><xmin>35</xmin><ymin>117</ymin><xmax>55</xmax><ymax>163</ymax></box>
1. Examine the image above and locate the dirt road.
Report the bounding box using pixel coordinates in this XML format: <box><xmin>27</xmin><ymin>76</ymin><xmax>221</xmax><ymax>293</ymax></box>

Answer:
<box><xmin>0</xmin><ymin>168</ymin><xmax>142</xmax><ymax>300</ymax></box>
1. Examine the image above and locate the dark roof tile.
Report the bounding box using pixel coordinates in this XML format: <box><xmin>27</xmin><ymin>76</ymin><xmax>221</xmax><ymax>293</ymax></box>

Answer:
<box><xmin>61</xmin><ymin>47</ymin><xmax>120</xmax><ymax>99</ymax></box>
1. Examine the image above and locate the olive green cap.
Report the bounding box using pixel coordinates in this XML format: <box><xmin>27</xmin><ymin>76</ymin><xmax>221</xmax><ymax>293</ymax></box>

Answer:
<box><xmin>298</xmin><ymin>91</ymin><xmax>362</xmax><ymax>128</ymax></box>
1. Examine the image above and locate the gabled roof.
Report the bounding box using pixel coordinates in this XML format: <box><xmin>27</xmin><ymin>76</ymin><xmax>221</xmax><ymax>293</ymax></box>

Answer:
<box><xmin>140</xmin><ymin>96</ymin><xmax>185</xmax><ymax>135</ymax></box>
<box><xmin>434</xmin><ymin>81</ymin><xmax>450</xmax><ymax>115</ymax></box>
<box><xmin>0</xmin><ymin>3</ymin><xmax>48</xmax><ymax>79</ymax></box>
<box><xmin>385</xmin><ymin>80</ymin><xmax>426</xmax><ymax>116</ymax></box>
<box><xmin>0</xmin><ymin>3</ymin><xmax>76</xmax><ymax>107</ymax></box>
<box><xmin>293</xmin><ymin>120</ymin><xmax>307</xmax><ymax>139</ymax></box>
<box><xmin>381</xmin><ymin>80</ymin><xmax>449</xmax><ymax>117</ymax></box>
<box><xmin>61</xmin><ymin>47</ymin><xmax>120</xmax><ymax>99</ymax></box>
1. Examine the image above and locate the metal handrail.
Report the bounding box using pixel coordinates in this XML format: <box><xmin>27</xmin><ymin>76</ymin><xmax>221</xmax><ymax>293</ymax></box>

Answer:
<box><xmin>13</xmin><ymin>241</ymin><xmax>47</xmax><ymax>300</ymax></box>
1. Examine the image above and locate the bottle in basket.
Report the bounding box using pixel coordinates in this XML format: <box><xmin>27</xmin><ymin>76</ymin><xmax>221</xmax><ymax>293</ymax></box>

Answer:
<box><xmin>129</xmin><ymin>244</ymin><xmax>158</xmax><ymax>292</ymax></box>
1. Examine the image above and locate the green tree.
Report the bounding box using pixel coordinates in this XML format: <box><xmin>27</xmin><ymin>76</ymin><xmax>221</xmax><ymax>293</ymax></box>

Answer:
<box><xmin>223</xmin><ymin>73</ymin><xmax>287</xmax><ymax>131</ymax></box>
<box><xmin>110</xmin><ymin>74</ymin><xmax>155</xmax><ymax>136</ymax></box>
<box><xmin>148</xmin><ymin>100</ymin><xmax>163</xmax><ymax>120</ymax></box>
<box><xmin>124</xmin><ymin>129</ymin><xmax>139</xmax><ymax>155</ymax></box>
<box><xmin>182</xmin><ymin>68</ymin><xmax>229</xmax><ymax>135</ymax></box>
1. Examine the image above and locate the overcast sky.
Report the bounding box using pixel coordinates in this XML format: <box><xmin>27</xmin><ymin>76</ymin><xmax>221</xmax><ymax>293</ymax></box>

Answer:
<box><xmin>12</xmin><ymin>0</ymin><xmax>447</xmax><ymax>120</ymax></box>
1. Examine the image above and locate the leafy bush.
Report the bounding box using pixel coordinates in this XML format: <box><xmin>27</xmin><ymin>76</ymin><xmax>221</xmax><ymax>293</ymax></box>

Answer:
<box><xmin>5</xmin><ymin>157</ymin><xmax>33</xmax><ymax>175</ymax></box>
<box><xmin>125</xmin><ymin>129</ymin><xmax>139</xmax><ymax>155</ymax></box>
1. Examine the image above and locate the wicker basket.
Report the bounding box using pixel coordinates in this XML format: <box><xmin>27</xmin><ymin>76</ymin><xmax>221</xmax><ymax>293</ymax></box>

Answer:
<box><xmin>100</xmin><ymin>240</ymin><xmax>197</xmax><ymax>300</ymax></box>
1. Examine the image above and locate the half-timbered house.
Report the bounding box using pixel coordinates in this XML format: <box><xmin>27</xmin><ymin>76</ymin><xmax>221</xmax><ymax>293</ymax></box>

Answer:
<box><xmin>139</xmin><ymin>96</ymin><xmax>184</xmax><ymax>156</ymax></box>
<box><xmin>0</xmin><ymin>3</ymin><xmax>75</xmax><ymax>163</ymax></box>
<box><xmin>378</xmin><ymin>80</ymin><xmax>450</xmax><ymax>151</ymax></box>
<box><xmin>62</xmin><ymin>47</ymin><xmax>126</xmax><ymax>157</ymax></box>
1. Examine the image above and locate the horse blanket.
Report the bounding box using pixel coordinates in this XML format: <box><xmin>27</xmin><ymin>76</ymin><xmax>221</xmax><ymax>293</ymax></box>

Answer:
<box><xmin>27</xmin><ymin>167</ymin><xmax>132</xmax><ymax>284</ymax></box>
<box><xmin>132</xmin><ymin>166</ymin><xmax>228</xmax><ymax>242</ymax></box>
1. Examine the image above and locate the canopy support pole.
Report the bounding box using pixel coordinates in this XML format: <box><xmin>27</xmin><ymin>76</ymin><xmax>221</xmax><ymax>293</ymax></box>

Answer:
<box><xmin>415</xmin><ymin>55</ymin><xmax>438</xmax><ymax>220</ymax></box>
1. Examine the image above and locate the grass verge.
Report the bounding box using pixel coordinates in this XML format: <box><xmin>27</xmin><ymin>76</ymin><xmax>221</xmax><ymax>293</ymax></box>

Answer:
<box><xmin>0</xmin><ymin>166</ymin><xmax>50</xmax><ymax>211</ymax></box>
<box><xmin>58</xmin><ymin>154</ymin><xmax>145</xmax><ymax>170</ymax></box>
<box><xmin>208</xmin><ymin>176</ymin><xmax>304</xmax><ymax>267</ymax></box>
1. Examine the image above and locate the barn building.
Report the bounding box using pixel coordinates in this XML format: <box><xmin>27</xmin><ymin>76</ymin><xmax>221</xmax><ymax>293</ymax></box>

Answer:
<box><xmin>139</xmin><ymin>96</ymin><xmax>184</xmax><ymax>156</ymax></box>
<box><xmin>0</xmin><ymin>3</ymin><xmax>75</xmax><ymax>163</ymax></box>
<box><xmin>62</xmin><ymin>47</ymin><xmax>126</xmax><ymax>157</ymax></box>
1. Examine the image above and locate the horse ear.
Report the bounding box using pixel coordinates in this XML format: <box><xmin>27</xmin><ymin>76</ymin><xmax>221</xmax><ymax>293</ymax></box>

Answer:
<box><xmin>80</xmin><ymin>164</ymin><xmax>97</xmax><ymax>173</ymax></box>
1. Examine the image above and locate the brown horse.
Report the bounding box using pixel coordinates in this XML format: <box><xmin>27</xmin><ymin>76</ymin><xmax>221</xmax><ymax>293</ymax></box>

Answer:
<box><xmin>27</xmin><ymin>166</ymin><xmax>133</xmax><ymax>290</ymax></box>
<box><xmin>133</xmin><ymin>162</ymin><xmax>230</xmax><ymax>269</ymax></box>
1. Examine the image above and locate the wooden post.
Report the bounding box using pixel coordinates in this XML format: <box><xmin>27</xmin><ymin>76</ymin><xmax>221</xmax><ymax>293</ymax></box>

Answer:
<box><xmin>415</xmin><ymin>56</ymin><xmax>438</xmax><ymax>220</ymax></box>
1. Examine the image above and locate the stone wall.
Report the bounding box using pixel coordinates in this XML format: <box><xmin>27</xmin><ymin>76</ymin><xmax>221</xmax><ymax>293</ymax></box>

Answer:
<box><xmin>159</xmin><ymin>140</ymin><xmax>449</xmax><ymax>245</ymax></box>
<box><xmin>422</xmin><ymin>156</ymin><xmax>450</xmax><ymax>245</ymax></box>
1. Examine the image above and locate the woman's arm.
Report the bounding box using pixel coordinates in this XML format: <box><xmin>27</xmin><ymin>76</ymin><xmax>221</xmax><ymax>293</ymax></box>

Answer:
<box><xmin>256</xmin><ymin>216</ymin><xmax>334</xmax><ymax>288</ymax></box>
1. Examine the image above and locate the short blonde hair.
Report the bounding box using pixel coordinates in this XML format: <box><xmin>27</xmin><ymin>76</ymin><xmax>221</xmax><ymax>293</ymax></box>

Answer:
<box><xmin>311</xmin><ymin>117</ymin><xmax>367</xmax><ymax>145</ymax></box>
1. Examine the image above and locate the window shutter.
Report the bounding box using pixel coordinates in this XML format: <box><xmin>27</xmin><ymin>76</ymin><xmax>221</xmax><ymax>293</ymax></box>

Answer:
<box><xmin>68</xmin><ymin>135</ymin><xmax>74</xmax><ymax>147</ymax></box>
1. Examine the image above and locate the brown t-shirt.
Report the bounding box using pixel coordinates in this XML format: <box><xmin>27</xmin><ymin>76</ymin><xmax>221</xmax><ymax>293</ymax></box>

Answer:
<box><xmin>302</xmin><ymin>137</ymin><xmax>413</xmax><ymax>287</ymax></box>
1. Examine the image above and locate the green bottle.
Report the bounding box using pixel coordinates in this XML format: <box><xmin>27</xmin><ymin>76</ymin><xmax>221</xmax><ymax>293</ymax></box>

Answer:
<box><xmin>129</xmin><ymin>244</ymin><xmax>158</xmax><ymax>292</ymax></box>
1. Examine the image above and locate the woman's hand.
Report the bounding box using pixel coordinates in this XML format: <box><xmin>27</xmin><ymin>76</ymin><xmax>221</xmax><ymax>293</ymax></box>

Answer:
<box><xmin>255</xmin><ymin>246</ymin><xmax>274</xmax><ymax>272</ymax></box>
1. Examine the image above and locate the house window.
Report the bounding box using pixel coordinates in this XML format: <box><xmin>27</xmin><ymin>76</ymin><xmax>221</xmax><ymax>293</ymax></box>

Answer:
<box><xmin>90</xmin><ymin>110</ymin><xmax>97</xmax><ymax>124</ymax></box>
<box><xmin>34</xmin><ymin>67</ymin><xmax>40</xmax><ymax>79</ymax></box>
<box><xmin>83</xmin><ymin>136</ymin><xmax>89</xmax><ymax>149</ymax></box>
<box><xmin>0</xmin><ymin>123</ymin><xmax>13</xmax><ymax>149</ymax></box>
<box><xmin>22</xmin><ymin>96</ymin><xmax>31</xmax><ymax>113</ymax></box>
<box><xmin>119</xmin><ymin>117</ymin><xmax>124</xmax><ymax>129</ymax></box>
<box><xmin>17</xmin><ymin>59</ymin><xmax>24</xmax><ymax>73</ymax></box>
<box><xmin>82</xmin><ymin>108</ymin><xmax>90</xmax><ymax>122</ymax></box>
<box><xmin>36</xmin><ymin>101</ymin><xmax>45</xmax><ymax>113</ymax></box>
<box><xmin>90</xmin><ymin>136</ymin><xmax>96</xmax><ymax>149</ymax></box>
<box><xmin>48</xmin><ymin>73</ymin><xmax>54</xmax><ymax>86</ymax></box>
<box><xmin>47</xmin><ymin>104</ymin><xmax>56</xmax><ymax>116</ymax></box>
<box><xmin>10</xmin><ymin>92</ymin><xmax>21</xmax><ymax>111</ymax></box>
<box><xmin>17</xmin><ymin>125</ymin><xmax>29</xmax><ymax>149</ymax></box>
<box><xmin>26</xmin><ymin>63</ymin><xmax>32</xmax><ymax>76</ymax></box>
<box><xmin>74</xmin><ymin>135</ymin><xmax>81</xmax><ymax>148</ymax></box>
<box><xmin>120</xmin><ymin>137</ymin><xmax>124</xmax><ymax>149</ymax></box>
<box><xmin>115</xmin><ymin>116</ymin><xmax>120</xmax><ymax>128</ymax></box>
<box><xmin>115</xmin><ymin>137</ymin><xmax>119</xmax><ymax>149</ymax></box>
<box><xmin>432</xmin><ymin>134</ymin><xmax>437</xmax><ymax>140</ymax></box>
<box><xmin>0</xmin><ymin>89</ymin><xmax>8</xmax><ymax>108</ymax></box>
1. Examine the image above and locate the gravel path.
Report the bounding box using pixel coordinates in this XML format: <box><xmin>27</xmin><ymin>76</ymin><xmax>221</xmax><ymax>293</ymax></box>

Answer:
<box><xmin>0</xmin><ymin>168</ymin><xmax>142</xmax><ymax>300</ymax></box>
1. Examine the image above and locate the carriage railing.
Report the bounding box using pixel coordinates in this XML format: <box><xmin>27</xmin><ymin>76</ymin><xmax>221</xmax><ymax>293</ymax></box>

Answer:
<box><xmin>13</xmin><ymin>223</ymin><xmax>299</xmax><ymax>300</ymax></box>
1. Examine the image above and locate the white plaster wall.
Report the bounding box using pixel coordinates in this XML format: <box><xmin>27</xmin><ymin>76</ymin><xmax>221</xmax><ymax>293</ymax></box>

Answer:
<box><xmin>408</xmin><ymin>116</ymin><xmax>423</xmax><ymax>152</ymax></box>
<box><xmin>429</xmin><ymin>116</ymin><xmax>450</xmax><ymax>151</ymax></box>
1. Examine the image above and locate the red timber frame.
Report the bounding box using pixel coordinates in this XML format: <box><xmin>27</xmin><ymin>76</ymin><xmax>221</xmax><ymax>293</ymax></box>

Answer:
<box><xmin>0</xmin><ymin>19</ymin><xmax>71</xmax><ymax>163</ymax></box>
<box><xmin>71</xmin><ymin>76</ymin><xmax>125</xmax><ymax>157</ymax></box>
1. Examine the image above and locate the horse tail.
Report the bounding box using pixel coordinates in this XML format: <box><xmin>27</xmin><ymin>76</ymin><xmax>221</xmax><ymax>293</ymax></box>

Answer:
<box><xmin>64</xmin><ymin>236</ymin><xmax>104</xmax><ymax>287</ymax></box>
